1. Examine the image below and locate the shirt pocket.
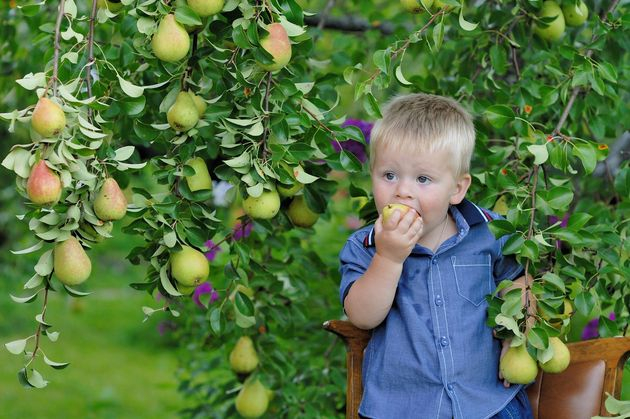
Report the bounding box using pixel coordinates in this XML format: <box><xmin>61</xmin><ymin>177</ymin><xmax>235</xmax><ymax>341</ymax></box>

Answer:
<box><xmin>451</xmin><ymin>254</ymin><xmax>492</xmax><ymax>306</ymax></box>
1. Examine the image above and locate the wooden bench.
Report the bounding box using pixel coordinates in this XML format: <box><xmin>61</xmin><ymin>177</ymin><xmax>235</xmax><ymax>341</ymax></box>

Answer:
<box><xmin>324</xmin><ymin>319</ymin><xmax>630</xmax><ymax>419</ymax></box>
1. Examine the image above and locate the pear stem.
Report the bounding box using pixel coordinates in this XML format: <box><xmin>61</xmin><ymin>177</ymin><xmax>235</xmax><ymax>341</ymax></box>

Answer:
<box><xmin>52</xmin><ymin>0</ymin><xmax>66</xmax><ymax>97</ymax></box>
<box><xmin>84</xmin><ymin>0</ymin><xmax>99</xmax><ymax>119</ymax></box>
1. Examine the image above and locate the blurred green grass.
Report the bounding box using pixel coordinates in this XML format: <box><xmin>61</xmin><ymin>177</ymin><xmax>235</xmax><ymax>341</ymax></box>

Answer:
<box><xmin>0</xmin><ymin>223</ymin><xmax>188</xmax><ymax>418</ymax></box>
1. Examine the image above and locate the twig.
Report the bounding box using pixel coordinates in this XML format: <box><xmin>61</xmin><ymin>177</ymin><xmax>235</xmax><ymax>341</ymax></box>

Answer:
<box><xmin>85</xmin><ymin>0</ymin><xmax>98</xmax><ymax>119</ymax></box>
<box><xmin>52</xmin><ymin>0</ymin><xmax>67</xmax><ymax>96</ymax></box>
<box><xmin>27</xmin><ymin>282</ymin><xmax>51</xmax><ymax>366</ymax></box>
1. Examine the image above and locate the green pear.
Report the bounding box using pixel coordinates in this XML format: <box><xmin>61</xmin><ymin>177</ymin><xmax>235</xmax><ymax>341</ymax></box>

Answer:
<box><xmin>31</xmin><ymin>97</ymin><xmax>66</xmax><ymax>138</ymax></box>
<box><xmin>382</xmin><ymin>203</ymin><xmax>418</xmax><ymax>224</ymax></box>
<box><xmin>258</xmin><ymin>23</ymin><xmax>292</xmax><ymax>72</ymax></box>
<box><xmin>177</xmin><ymin>283</ymin><xmax>197</xmax><ymax>295</ymax></box>
<box><xmin>235</xmin><ymin>378</ymin><xmax>270</xmax><ymax>418</ymax></box>
<box><xmin>167</xmin><ymin>91</ymin><xmax>200</xmax><ymax>132</ymax></box>
<box><xmin>96</xmin><ymin>0</ymin><xmax>123</xmax><ymax>12</ymax></box>
<box><xmin>54</xmin><ymin>237</ymin><xmax>92</xmax><ymax>286</ymax></box>
<box><xmin>187</xmin><ymin>91</ymin><xmax>207</xmax><ymax>117</ymax></box>
<box><xmin>185</xmin><ymin>157</ymin><xmax>212</xmax><ymax>192</ymax></box>
<box><xmin>27</xmin><ymin>160</ymin><xmax>62</xmax><ymax>206</ymax></box>
<box><xmin>287</xmin><ymin>196</ymin><xmax>319</xmax><ymax>228</ymax></box>
<box><xmin>534</xmin><ymin>1</ymin><xmax>565</xmax><ymax>41</ymax></box>
<box><xmin>500</xmin><ymin>343</ymin><xmax>539</xmax><ymax>384</ymax></box>
<box><xmin>562</xmin><ymin>1</ymin><xmax>588</xmax><ymax>26</ymax></box>
<box><xmin>539</xmin><ymin>337</ymin><xmax>571</xmax><ymax>373</ymax></box>
<box><xmin>187</xmin><ymin>0</ymin><xmax>224</xmax><ymax>17</ymax></box>
<box><xmin>152</xmin><ymin>14</ymin><xmax>190</xmax><ymax>62</ymax></box>
<box><xmin>401</xmin><ymin>0</ymin><xmax>433</xmax><ymax>13</ymax></box>
<box><xmin>170</xmin><ymin>246</ymin><xmax>209</xmax><ymax>287</ymax></box>
<box><xmin>229</xmin><ymin>336</ymin><xmax>260</xmax><ymax>374</ymax></box>
<box><xmin>243</xmin><ymin>190</ymin><xmax>280</xmax><ymax>220</ymax></box>
<box><xmin>94</xmin><ymin>178</ymin><xmax>127</xmax><ymax>221</ymax></box>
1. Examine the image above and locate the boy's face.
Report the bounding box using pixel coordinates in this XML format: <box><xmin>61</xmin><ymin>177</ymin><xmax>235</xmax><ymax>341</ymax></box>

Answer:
<box><xmin>371</xmin><ymin>143</ymin><xmax>471</xmax><ymax>242</ymax></box>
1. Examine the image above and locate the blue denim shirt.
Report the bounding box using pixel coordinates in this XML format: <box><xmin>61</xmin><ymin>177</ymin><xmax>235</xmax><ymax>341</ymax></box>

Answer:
<box><xmin>339</xmin><ymin>199</ymin><xmax>524</xmax><ymax>419</ymax></box>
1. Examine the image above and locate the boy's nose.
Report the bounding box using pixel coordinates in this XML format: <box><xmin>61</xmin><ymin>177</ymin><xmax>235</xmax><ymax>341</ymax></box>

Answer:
<box><xmin>395</xmin><ymin>180</ymin><xmax>413</xmax><ymax>199</ymax></box>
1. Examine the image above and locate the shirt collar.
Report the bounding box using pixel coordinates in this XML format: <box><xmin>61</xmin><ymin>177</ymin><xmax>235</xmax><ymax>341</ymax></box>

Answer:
<box><xmin>363</xmin><ymin>199</ymin><xmax>493</xmax><ymax>248</ymax></box>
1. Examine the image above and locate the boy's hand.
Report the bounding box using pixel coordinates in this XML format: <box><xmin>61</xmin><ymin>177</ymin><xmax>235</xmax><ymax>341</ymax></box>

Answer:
<box><xmin>498</xmin><ymin>338</ymin><xmax>511</xmax><ymax>388</ymax></box>
<box><xmin>374</xmin><ymin>209</ymin><xmax>423</xmax><ymax>264</ymax></box>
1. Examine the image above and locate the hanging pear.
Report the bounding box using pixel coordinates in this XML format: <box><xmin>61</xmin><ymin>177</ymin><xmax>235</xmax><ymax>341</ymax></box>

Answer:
<box><xmin>167</xmin><ymin>92</ymin><xmax>200</xmax><ymax>132</ymax></box>
<box><xmin>229</xmin><ymin>336</ymin><xmax>260</xmax><ymax>374</ymax></box>
<box><xmin>54</xmin><ymin>237</ymin><xmax>92</xmax><ymax>286</ymax></box>
<box><xmin>31</xmin><ymin>97</ymin><xmax>66</xmax><ymax>138</ymax></box>
<box><xmin>94</xmin><ymin>178</ymin><xmax>127</xmax><ymax>221</ymax></box>
<box><xmin>185</xmin><ymin>157</ymin><xmax>212</xmax><ymax>192</ymax></box>
<box><xmin>26</xmin><ymin>160</ymin><xmax>62</xmax><ymax>206</ymax></box>
<box><xmin>170</xmin><ymin>246</ymin><xmax>209</xmax><ymax>287</ymax></box>
<box><xmin>539</xmin><ymin>337</ymin><xmax>571</xmax><ymax>373</ymax></box>
<box><xmin>235</xmin><ymin>378</ymin><xmax>270</xmax><ymax>418</ymax></box>
<box><xmin>151</xmin><ymin>14</ymin><xmax>190</xmax><ymax>62</ymax></box>
<box><xmin>499</xmin><ymin>343</ymin><xmax>538</xmax><ymax>384</ymax></box>
<box><xmin>187</xmin><ymin>0</ymin><xmax>224</xmax><ymax>17</ymax></box>
<box><xmin>258</xmin><ymin>23</ymin><xmax>292</xmax><ymax>72</ymax></box>
<box><xmin>187</xmin><ymin>91</ymin><xmax>207</xmax><ymax>117</ymax></box>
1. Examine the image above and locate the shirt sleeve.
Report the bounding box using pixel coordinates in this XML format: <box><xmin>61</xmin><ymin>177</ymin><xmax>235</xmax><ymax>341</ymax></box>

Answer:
<box><xmin>493</xmin><ymin>233</ymin><xmax>524</xmax><ymax>283</ymax></box>
<box><xmin>338</xmin><ymin>232</ymin><xmax>374</xmax><ymax>306</ymax></box>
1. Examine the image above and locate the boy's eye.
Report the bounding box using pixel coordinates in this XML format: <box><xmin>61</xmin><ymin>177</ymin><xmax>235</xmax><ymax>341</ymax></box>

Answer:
<box><xmin>417</xmin><ymin>176</ymin><xmax>430</xmax><ymax>184</ymax></box>
<box><xmin>384</xmin><ymin>172</ymin><xmax>396</xmax><ymax>181</ymax></box>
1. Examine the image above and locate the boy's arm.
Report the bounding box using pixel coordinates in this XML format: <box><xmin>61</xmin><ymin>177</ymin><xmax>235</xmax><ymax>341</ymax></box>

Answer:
<box><xmin>498</xmin><ymin>274</ymin><xmax>536</xmax><ymax>387</ymax></box>
<box><xmin>344</xmin><ymin>210</ymin><xmax>423</xmax><ymax>330</ymax></box>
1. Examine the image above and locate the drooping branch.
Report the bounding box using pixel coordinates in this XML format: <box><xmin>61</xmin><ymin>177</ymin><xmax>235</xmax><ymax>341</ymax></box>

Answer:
<box><xmin>85</xmin><ymin>0</ymin><xmax>98</xmax><ymax>119</ymax></box>
<box><xmin>52</xmin><ymin>0</ymin><xmax>67</xmax><ymax>96</ymax></box>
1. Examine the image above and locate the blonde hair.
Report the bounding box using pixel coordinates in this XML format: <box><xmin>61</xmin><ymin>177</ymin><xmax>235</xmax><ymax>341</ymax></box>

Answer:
<box><xmin>369</xmin><ymin>93</ymin><xmax>475</xmax><ymax>177</ymax></box>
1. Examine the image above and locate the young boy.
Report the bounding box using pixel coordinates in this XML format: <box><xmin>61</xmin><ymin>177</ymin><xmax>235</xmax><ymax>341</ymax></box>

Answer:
<box><xmin>339</xmin><ymin>94</ymin><xmax>534</xmax><ymax>419</ymax></box>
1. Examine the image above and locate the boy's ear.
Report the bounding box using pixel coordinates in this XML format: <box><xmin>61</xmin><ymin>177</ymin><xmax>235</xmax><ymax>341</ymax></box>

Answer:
<box><xmin>449</xmin><ymin>173</ymin><xmax>472</xmax><ymax>205</ymax></box>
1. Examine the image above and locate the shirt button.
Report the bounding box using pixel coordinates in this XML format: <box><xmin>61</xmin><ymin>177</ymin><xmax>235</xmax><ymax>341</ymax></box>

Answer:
<box><xmin>440</xmin><ymin>337</ymin><xmax>448</xmax><ymax>347</ymax></box>
<box><xmin>435</xmin><ymin>295</ymin><xmax>443</xmax><ymax>306</ymax></box>
<box><xmin>447</xmin><ymin>384</ymin><xmax>454</xmax><ymax>391</ymax></box>
<box><xmin>432</xmin><ymin>258</ymin><xmax>438</xmax><ymax>265</ymax></box>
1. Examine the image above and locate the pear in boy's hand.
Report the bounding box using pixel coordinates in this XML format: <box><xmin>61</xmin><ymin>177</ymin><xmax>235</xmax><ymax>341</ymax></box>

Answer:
<box><xmin>382</xmin><ymin>203</ymin><xmax>418</xmax><ymax>224</ymax></box>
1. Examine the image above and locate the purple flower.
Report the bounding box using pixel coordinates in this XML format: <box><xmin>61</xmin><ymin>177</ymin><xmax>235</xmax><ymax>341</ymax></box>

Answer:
<box><xmin>192</xmin><ymin>282</ymin><xmax>219</xmax><ymax>309</ymax></box>
<box><xmin>581</xmin><ymin>312</ymin><xmax>616</xmax><ymax>340</ymax></box>
<box><xmin>549</xmin><ymin>214</ymin><xmax>570</xmax><ymax>249</ymax></box>
<box><xmin>331</xmin><ymin>119</ymin><xmax>374</xmax><ymax>164</ymax></box>
<box><xmin>232</xmin><ymin>221</ymin><xmax>253</xmax><ymax>241</ymax></box>
<box><xmin>205</xmin><ymin>239</ymin><xmax>222</xmax><ymax>261</ymax></box>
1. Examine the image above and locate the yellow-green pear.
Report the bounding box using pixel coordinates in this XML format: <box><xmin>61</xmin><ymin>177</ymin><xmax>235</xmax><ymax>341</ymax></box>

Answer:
<box><xmin>243</xmin><ymin>190</ymin><xmax>280</xmax><ymax>220</ymax></box>
<box><xmin>152</xmin><ymin>14</ymin><xmax>191</xmax><ymax>62</ymax></box>
<box><xmin>229</xmin><ymin>336</ymin><xmax>260</xmax><ymax>374</ymax></box>
<box><xmin>31</xmin><ymin>97</ymin><xmax>66</xmax><ymax>138</ymax></box>
<box><xmin>534</xmin><ymin>1</ymin><xmax>565</xmax><ymax>41</ymax></box>
<box><xmin>287</xmin><ymin>196</ymin><xmax>319</xmax><ymax>228</ymax></box>
<box><xmin>235</xmin><ymin>378</ymin><xmax>270</xmax><ymax>418</ymax></box>
<box><xmin>187</xmin><ymin>91</ymin><xmax>207</xmax><ymax>117</ymax></box>
<box><xmin>94</xmin><ymin>178</ymin><xmax>127</xmax><ymax>221</ymax></box>
<box><xmin>500</xmin><ymin>344</ymin><xmax>539</xmax><ymax>384</ymax></box>
<box><xmin>167</xmin><ymin>91</ymin><xmax>200</xmax><ymax>132</ymax></box>
<box><xmin>401</xmin><ymin>0</ymin><xmax>433</xmax><ymax>13</ymax></box>
<box><xmin>539</xmin><ymin>337</ymin><xmax>571</xmax><ymax>373</ymax></box>
<box><xmin>562</xmin><ymin>1</ymin><xmax>588</xmax><ymax>26</ymax></box>
<box><xmin>27</xmin><ymin>160</ymin><xmax>62</xmax><ymax>206</ymax></box>
<box><xmin>96</xmin><ymin>0</ymin><xmax>123</xmax><ymax>12</ymax></box>
<box><xmin>54</xmin><ymin>237</ymin><xmax>92</xmax><ymax>286</ymax></box>
<box><xmin>187</xmin><ymin>0</ymin><xmax>224</xmax><ymax>17</ymax></box>
<box><xmin>177</xmin><ymin>283</ymin><xmax>197</xmax><ymax>295</ymax></box>
<box><xmin>170</xmin><ymin>246</ymin><xmax>209</xmax><ymax>287</ymax></box>
<box><xmin>258</xmin><ymin>23</ymin><xmax>292</xmax><ymax>72</ymax></box>
<box><xmin>382</xmin><ymin>203</ymin><xmax>417</xmax><ymax>223</ymax></box>
<box><xmin>185</xmin><ymin>157</ymin><xmax>212</xmax><ymax>191</ymax></box>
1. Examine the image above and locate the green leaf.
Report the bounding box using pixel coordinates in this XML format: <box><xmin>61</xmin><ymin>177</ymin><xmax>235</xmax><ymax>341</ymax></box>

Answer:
<box><xmin>432</xmin><ymin>21</ymin><xmax>444</xmax><ymax>51</ymax></box>
<box><xmin>339</xmin><ymin>150</ymin><xmax>362</xmax><ymax>172</ymax></box>
<box><xmin>541</xmin><ymin>272</ymin><xmax>565</xmax><ymax>293</ymax></box>
<box><xmin>494</xmin><ymin>313</ymin><xmax>521</xmax><ymax>336</ymax></box>
<box><xmin>527</xmin><ymin>144</ymin><xmax>549</xmax><ymax>165</ymax></box>
<box><xmin>372</xmin><ymin>49</ymin><xmax>389</xmax><ymax>74</ymax></box>
<box><xmin>489</xmin><ymin>44</ymin><xmax>508</xmax><ymax>76</ymax></box>
<box><xmin>484</xmin><ymin>105</ymin><xmax>514</xmax><ymax>128</ymax></box>
<box><xmin>574</xmin><ymin>291</ymin><xmax>595</xmax><ymax>316</ymax></box>
<box><xmin>10</xmin><ymin>293</ymin><xmax>39</xmax><ymax>304</ymax></box>
<box><xmin>363</xmin><ymin>93</ymin><xmax>382</xmax><ymax>119</ymax></box>
<box><xmin>527</xmin><ymin>327</ymin><xmax>548</xmax><ymax>350</ymax></box>
<box><xmin>5</xmin><ymin>338</ymin><xmax>29</xmax><ymax>355</ymax></box>
<box><xmin>175</xmin><ymin>5</ymin><xmax>203</xmax><ymax>26</ymax></box>
<box><xmin>573</xmin><ymin>142</ymin><xmax>597</xmax><ymax>174</ymax></box>
<box><xmin>117</xmin><ymin>76</ymin><xmax>144</xmax><ymax>98</ymax></box>
<box><xmin>394</xmin><ymin>65</ymin><xmax>412</xmax><ymax>86</ymax></box>
<box><xmin>34</xmin><ymin>250</ymin><xmax>53</xmax><ymax>277</ymax></box>
<box><xmin>63</xmin><ymin>285</ymin><xmax>92</xmax><ymax>297</ymax></box>
<box><xmin>545</xmin><ymin>187</ymin><xmax>573</xmax><ymax>210</ymax></box>
<box><xmin>26</xmin><ymin>369</ymin><xmax>48</xmax><ymax>388</ymax></box>
<box><xmin>520</xmin><ymin>239</ymin><xmax>540</xmax><ymax>261</ymax></box>
<box><xmin>487</xmin><ymin>219</ymin><xmax>515</xmax><ymax>239</ymax></box>
<box><xmin>458</xmin><ymin>8</ymin><xmax>478</xmax><ymax>31</ymax></box>
<box><xmin>502</xmin><ymin>234</ymin><xmax>525</xmax><ymax>255</ymax></box>
<box><xmin>597</xmin><ymin>315</ymin><xmax>619</xmax><ymax>338</ymax></box>
<box><xmin>43</xmin><ymin>355</ymin><xmax>70</xmax><ymax>370</ymax></box>
<box><xmin>209</xmin><ymin>307</ymin><xmax>225</xmax><ymax>335</ymax></box>
<box><xmin>234</xmin><ymin>291</ymin><xmax>255</xmax><ymax>317</ymax></box>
